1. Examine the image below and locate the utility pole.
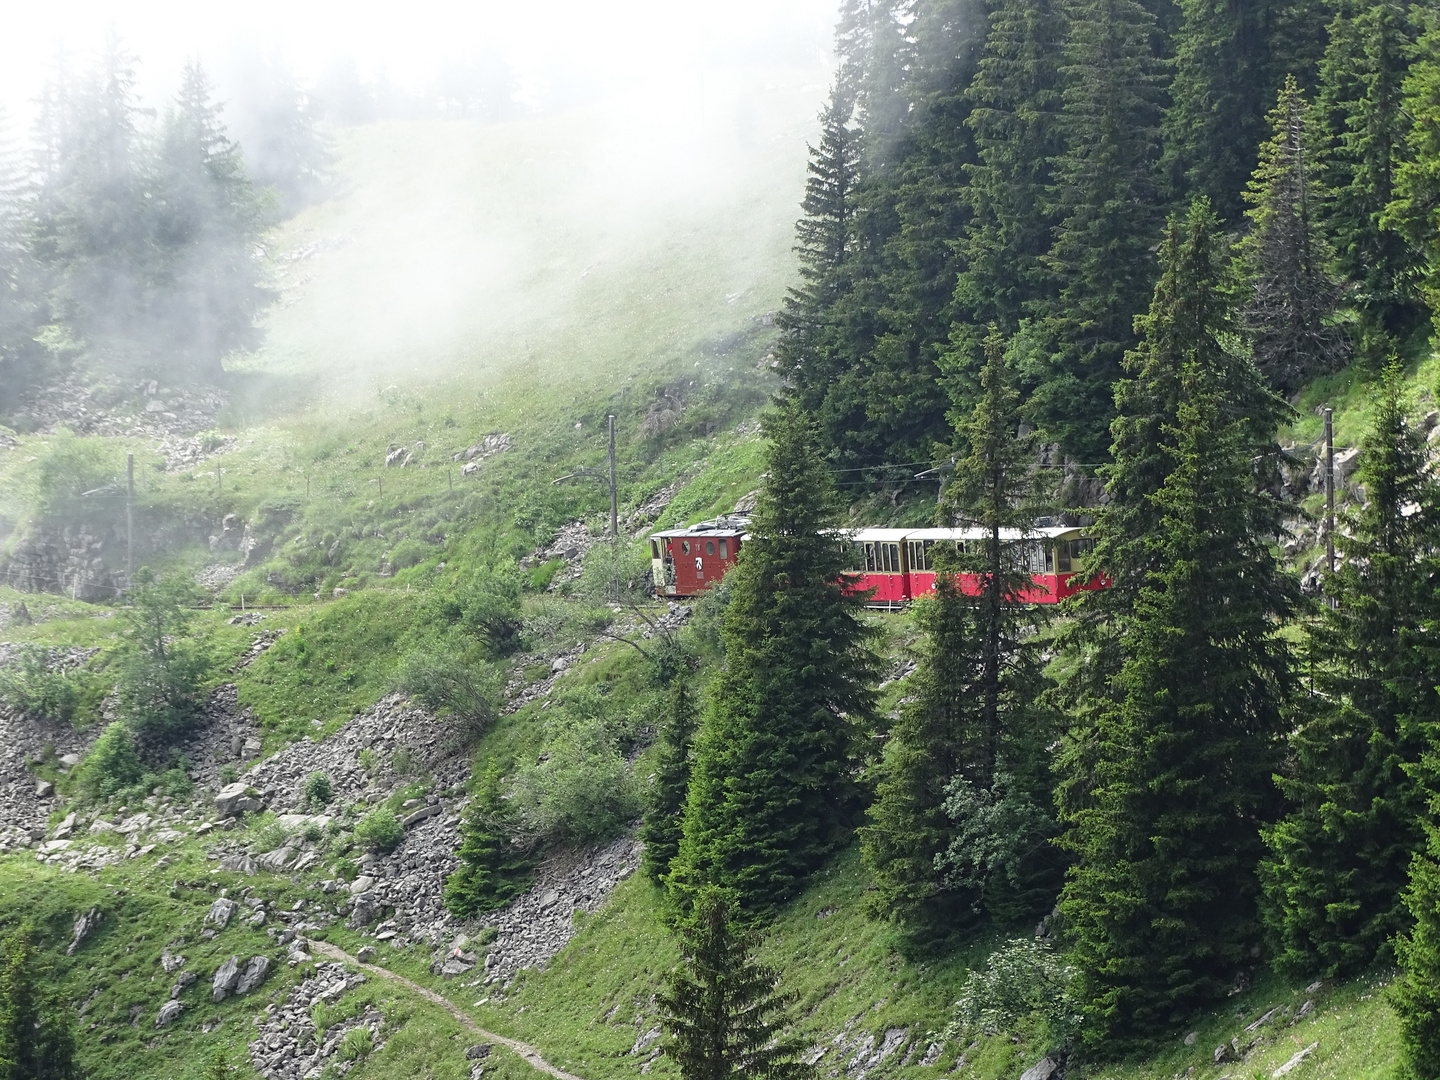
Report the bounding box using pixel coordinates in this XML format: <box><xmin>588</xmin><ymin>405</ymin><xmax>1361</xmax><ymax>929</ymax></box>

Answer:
<box><xmin>1324</xmin><ymin>406</ymin><xmax>1335</xmax><ymax>587</ymax></box>
<box><xmin>126</xmin><ymin>452</ymin><xmax>134</xmax><ymax>578</ymax></box>
<box><xmin>608</xmin><ymin>414</ymin><xmax>618</xmax><ymax>539</ymax></box>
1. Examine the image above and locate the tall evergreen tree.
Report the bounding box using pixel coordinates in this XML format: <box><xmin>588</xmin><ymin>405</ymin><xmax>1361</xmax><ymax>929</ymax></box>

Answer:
<box><xmin>1033</xmin><ymin>0</ymin><xmax>1165</xmax><ymax>465</ymax></box>
<box><xmin>642</xmin><ymin>679</ymin><xmax>698</xmax><ymax>886</ymax></box>
<box><xmin>948</xmin><ymin>0</ymin><xmax>1066</xmax><ymax>390</ymax></box>
<box><xmin>0</xmin><ymin>924</ymin><xmax>76</xmax><ymax>1080</ymax></box>
<box><xmin>1239</xmin><ymin>76</ymin><xmax>1351</xmax><ymax>395</ymax></box>
<box><xmin>1057</xmin><ymin>200</ymin><xmax>1295</xmax><ymax>1050</ymax></box>
<box><xmin>1261</xmin><ymin>365</ymin><xmax>1440</xmax><ymax>980</ymax></box>
<box><xmin>1317</xmin><ymin>1</ymin><xmax>1425</xmax><ymax>349</ymax></box>
<box><xmin>1162</xmin><ymin>0</ymin><xmax>1331</xmax><ymax>225</ymax></box>
<box><xmin>0</xmin><ymin>109</ymin><xmax>47</xmax><ymax>411</ymax></box>
<box><xmin>670</xmin><ymin>400</ymin><xmax>878</xmax><ymax>917</ymax></box>
<box><xmin>1394</xmin><ymin>815</ymin><xmax>1440</xmax><ymax>1080</ymax></box>
<box><xmin>444</xmin><ymin>758</ymin><xmax>533</xmax><ymax>917</ymax></box>
<box><xmin>1385</xmin><ymin>9</ymin><xmax>1440</xmax><ymax>343</ymax></box>
<box><xmin>656</xmin><ymin>889</ymin><xmax>813</xmax><ymax>1080</ymax></box>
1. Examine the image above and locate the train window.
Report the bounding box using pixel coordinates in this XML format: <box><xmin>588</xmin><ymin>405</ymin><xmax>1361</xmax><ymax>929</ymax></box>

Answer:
<box><xmin>888</xmin><ymin>543</ymin><xmax>902</xmax><ymax>573</ymax></box>
<box><xmin>719</xmin><ymin>540</ymin><xmax>728</xmax><ymax>558</ymax></box>
<box><xmin>1045</xmin><ymin>545</ymin><xmax>1055</xmax><ymax>574</ymax></box>
<box><xmin>650</xmin><ymin>540</ymin><xmax>660</xmax><ymax>559</ymax></box>
<box><xmin>681</xmin><ymin>540</ymin><xmax>691</xmax><ymax>555</ymax></box>
<box><xmin>1023</xmin><ymin>544</ymin><xmax>1045</xmax><ymax>573</ymax></box>
<box><xmin>848</xmin><ymin>543</ymin><xmax>866</xmax><ymax>571</ymax></box>
<box><xmin>1056</xmin><ymin>542</ymin><xmax>1071</xmax><ymax>573</ymax></box>
<box><xmin>865</xmin><ymin>543</ymin><xmax>878</xmax><ymax>572</ymax></box>
<box><xmin>706</xmin><ymin>540</ymin><xmax>715</xmax><ymax>556</ymax></box>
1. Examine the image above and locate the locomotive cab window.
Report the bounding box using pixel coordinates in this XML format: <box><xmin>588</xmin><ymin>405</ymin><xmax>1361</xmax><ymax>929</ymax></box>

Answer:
<box><xmin>706</xmin><ymin>540</ymin><xmax>715</xmax><ymax>556</ymax></box>
<box><xmin>1056</xmin><ymin>542</ymin><xmax>1071</xmax><ymax>573</ymax></box>
<box><xmin>650</xmin><ymin>540</ymin><xmax>660</xmax><ymax>559</ymax></box>
<box><xmin>681</xmin><ymin>540</ymin><xmax>691</xmax><ymax>555</ymax></box>
<box><xmin>719</xmin><ymin>540</ymin><xmax>728</xmax><ymax>558</ymax></box>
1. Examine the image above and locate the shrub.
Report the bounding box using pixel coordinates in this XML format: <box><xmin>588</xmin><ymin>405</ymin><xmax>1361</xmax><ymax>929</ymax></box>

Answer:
<box><xmin>303</xmin><ymin>770</ymin><xmax>334</xmax><ymax>807</ymax></box>
<box><xmin>393</xmin><ymin>642</ymin><xmax>500</xmax><ymax>739</ymax></box>
<box><xmin>390</xmin><ymin>748</ymin><xmax>413</xmax><ymax>776</ymax></box>
<box><xmin>949</xmin><ymin>938</ymin><xmax>1081</xmax><ymax>1048</ymax></box>
<box><xmin>574</xmin><ymin>539</ymin><xmax>654</xmax><ymax>605</ymax></box>
<box><xmin>354</xmin><ymin>807</ymin><xmax>403</xmax><ymax>852</ymax></box>
<box><xmin>388</xmin><ymin>538</ymin><xmax>429</xmax><ymax>570</ymax></box>
<box><xmin>455</xmin><ymin>563</ymin><xmax>524</xmax><ymax>655</ymax></box>
<box><xmin>0</xmin><ymin>645</ymin><xmax>84</xmax><ymax>724</ymax></box>
<box><xmin>302</xmin><ymin>820</ymin><xmax>324</xmax><ymax>843</ymax></box>
<box><xmin>75</xmin><ymin>723</ymin><xmax>145</xmax><ymax>800</ymax></box>
<box><xmin>251</xmin><ymin>819</ymin><xmax>289</xmax><ymax>854</ymax></box>
<box><xmin>113</xmin><ymin>569</ymin><xmax>211</xmax><ymax>736</ymax></box>
<box><xmin>510</xmin><ymin>708</ymin><xmax>641</xmax><ymax>847</ymax></box>
<box><xmin>341</xmin><ymin>1026</ymin><xmax>374</xmax><ymax>1061</ymax></box>
<box><xmin>218</xmin><ymin>763</ymin><xmax>240</xmax><ymax>785</ymax></box>
<box><xmin>358</xmin><ymin>748</ymin><xmax>379</xmax><ymax>775</ymax></box>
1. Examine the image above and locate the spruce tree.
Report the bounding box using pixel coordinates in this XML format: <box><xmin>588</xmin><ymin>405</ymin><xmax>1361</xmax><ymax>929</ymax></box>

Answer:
<box><xmin>1395</xmin><ymin>817</ymin><xmax>1440</xmax><ymax>1079</ymax></box>
<box><xmin>1239</xmin><ymin>76</ymin><xmax>1351</xmax><ymax>395</ymax></box>
<box><xmin>1261</xmin><ymin>365</ymin><xmax>1440</xmax><ymax>980</ymax></box>
<box><xmin>670</xmin><ymin>400</ymin><xmax>878</xmax><ymax>917</ymax></box>
<box><xmin>1057</xmin><ymin>200</ymin><xmax>1296</xmax><ymax>1050</ymax></box>
<box><xmin>642</xmin><ymin>679</ymin><xmax>698</xmax><ymax>886</ymax></box>
<box><xmin>0</xmin><ymin>925</ymin><xmax>76</xmax><ymax>1080</ymax></box>
<box><xmin>1317</xmin><ymin>1</ymin><xmax>1425</xmax><ymax>348</ymax></box>
<box><xmin>948</xmin><ymin>0</ymin><xmax>1066</xmax><ymax>388</ymax></box>
<box><xmin>1034</xmin><ymin>0</ymin><xmax>1165</xmax><ymax>465</ymax></box>
<box><xmin>656</xmin><ymin>889</ymin><xmax>813</xmax><ymax>1080</ymax></box>
<box><xmin>1385</xmin><ymin>11</ymin><xmax>1440</xmax><ymax>343</ymax></box>
<box><xmin>444</xmin><ymin>758</ymin><xmax>533</xmax><ymax>918</ymax></box>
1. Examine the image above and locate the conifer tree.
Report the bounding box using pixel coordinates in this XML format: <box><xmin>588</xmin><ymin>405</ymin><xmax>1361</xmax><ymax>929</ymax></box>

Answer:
<box><xmin>0</xmin><ymin>925</ymin><xmax>76</xmax><ymax>1080</ymax></box>
<box><xmin>444</xmin><ymin>758</ymin><xmax>533</xmax><ymax>917</ymax></box>
<box><xmin>1034</xmin><ymin>0</ymin><xmax>1165</xmax><ymax>465</ymax></box>
<box><xmin>949</xmin><ymin>0</ymin><xmax>1066</xmax><ymax>384</ymax></box>
<box><xmin>1317</xmin><ymin>1</ymin><xmax>1425</xmax><ymax>347</ymax></box>
<box><xmin>656</xmin><ymin>889</ymin><xmax>813</xmax><ymax>1080</ymax></box>
<box><xmin>1394</xmin><ymin>818</ymin><xmax>1440</xmax><ymax>1080</ymax></box>
<box><xmin>1057</xmin><ymin>200</ymin><xmax>1295</xmax><ymax>1050</ymax></box>
<box><xmin>642</xmin><ymin>679</ymin><xmax>698</xmax><ymax>886</ymax></box>
<box><xmin>670</xmin><ymin>400</ymin><xmax>878</xmax><ymax>917</ymax></box>
<box><xmin>1239</xmin><ymin>76</ymin><xmax>1351</xmax><ymax>395</ymax></box>
<box><xmin>1385</xmin><ymin>10</ymin><xmax>1440</xmax><ymax>342</ymax></box>
<box><xmin>1261</xmin><ymin>365</ymin><xmax>1440</xmax><ymax>980</ymax></box>
<box><xmin>1162</xmin><ymin>0</ymin><xmax>1330</xmax><ymax>224</ymax></box>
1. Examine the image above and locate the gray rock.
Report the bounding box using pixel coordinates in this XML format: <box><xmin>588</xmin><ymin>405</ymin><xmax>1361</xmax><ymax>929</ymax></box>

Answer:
<box><xmin>1215</xmin><ymin>1043</ymin><xmax>1237</xmax><ymax>1065</ymax></box>
<box><xmin>255</xmin><ymin>846</ymin><xmax>297</xmax><ymax>871</ymax></box>
<box><xmin>212</xmin><ymin>955</ymin><xmax>241</xmax><ymax>1002</ymax></box>
<box><xmin>35</xmin><ymin>780</ymin><xmax>54</xmax><ymax>798</ymax></box>
<box><xmin>155</xmin><ymin>1000</ymin><xmax>183</xmax><ymax>1029</ymax></box>
<box><xmin>214</xmin><ymin>782</ymin><xmax>263</xmax><ymax>817</ymax></box>
<box><xmin>205</xmin><ymin>897</ymin><xmax>238</xmax><ymax>930</ymax></box>
<box><xmin>349</xmin><ymin>875</ymin><xmax>376</xmax><ymax>895</ymax></box>
<box><xmin>218</xmin><ymin>854</ymin><xmax>256</xmax><ymax>874</ymax></box>
<box><xmin>356</xmin><ymin>945</ymin><xmax>377</xmax><ymax>963</ymax></box>
<box><xmin>58</xmin><ymin>753</ymin><xmax>81</xmax><ymax>770</ymax></box>
<box><xmin>160</xmin><ymin>947</ymin><xmax>186</xmax><ymax>973</ymax></box>
<box><xmin>401</xmin><ymin>804</ymin><xmax>442</xmax><ymax>828</ymax></box>
<box><xmin>1020</xmin><ymin>1057</ymin><xmax>1059</xmax><ymax>1080</ymax></box>
<box><xmin>171</xmin><ymin>971</ymin><xmax>197</xmax><ymax>998</ymax></box>
<box><xmin>67</xmin><ymin>907</ymin><xmax>101</xmax><ymax>955</ymax></box>
<box><xmin>465</xmin><ymin>1044</ymin><xmax>493</xmax><ymax>1061</ymax></box>
<box><xmin>236</xmin><ymin>955</ymin><xmax>271</xmax><ymax>994</ymax></box>
<box><xmin>440</xmin><ymin>956</ymin><xmax>473</xmax><ymax>979</ymax></box>
<box><xmin>1272</xmin><ymin>1042</ymin><xmax>1318</xmax><ymax>1077</ymax></box>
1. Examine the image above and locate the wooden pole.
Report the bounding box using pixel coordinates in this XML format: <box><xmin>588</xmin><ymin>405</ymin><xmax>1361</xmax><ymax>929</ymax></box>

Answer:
<box><xmin>608</xmin><ymin>414</ymin><xmax>618</xmax><ymax>539</ymax></box>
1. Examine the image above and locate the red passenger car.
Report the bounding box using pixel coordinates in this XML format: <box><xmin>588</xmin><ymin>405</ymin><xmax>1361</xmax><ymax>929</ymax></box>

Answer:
<box><xmin>650</xmin><ymin>517</ymin><xmax>748</xmax><ymax>598</ymax></box>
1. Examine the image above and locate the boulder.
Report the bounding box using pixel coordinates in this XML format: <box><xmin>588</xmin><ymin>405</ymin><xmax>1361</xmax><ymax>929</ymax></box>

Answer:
<box><xmin>466</xmin><ymin>1044</ymin><xmax>494</xmax><ymax>1061</ymax></box>
<box><xmin>35</xmin><ymin>780</ymin><xmax>54</xmax><ymax>798</ymax></box>
<box><xmin>214</xmin><ymin>783</ymin><xmax>262</xmax><ymax>817</ymax></box>
<box><xmin>67</xmin><ymin>907</ymin><xmax>101</xmax><ymax>956</ymax></box>
<box><xmin>218</xmin><ymin>854</ymin><xmax>256</xmax><ymax>874</ymax></box>
<box><xmin>171</xmin><ymin>971</ymin><xmax>197</xmax><ymax>998</ymax></box>
<box><xmin>236</xmin><ymin>955</ymin><xmax>271</xmax><ymax>994</ymax></box>
<box><xmin>212</xmin><ymin>955</ymin><xmax>241</xmax><ymax>1002</ymax></box>
<box><xmin>1020</xmin><ymin>1058</ymin><xmax>1059</xmax><ymax>1080</ymax></box>
<box><xmin>1214</xmin><ymin>1043</ymin><xmax>1237</xmax><ymax>1065</ymax></box>
<box><xmin>356</xmin><ymin>945</ymin><xmax>377</xmax><ymax>963</ymax></box>
<box><xmin>401</xmin><ymin>804</ymin><xmax>442</xmax><ymax>828</ymax></box>
<box><xmin>58</xmin><ymin>753</ymin><xmax>81</xmax><ymax>770</ymax></box>
<box><xmin>349</xmin><ymin>875</ymin><xmax>376</xmax><ymax>895</ymax></box>
<box><xmin>255</xmin><ymin>846</ymin><xmax>297</xmax><ymax>872</ymax></box>
<box><xmin>204</xmin><ymin>897</ymin><xmax>238</xmax><ymax>930</ymax></box>
<box><xmin>160</xmin><ymin>947</ymin><xmax>186</xmax><ymax>973</ymax></box>
<box><xmin>155</xmin><ymin>1000</ymin><xmax>183</xmax><ymax>1029</ymax></box>
<box><xmin>348</xmin><ymin>894</ymin><xmax>381</xmax><ymax>929</ymax></box>
<box><xmin>1272</xmin><ymin>1042</ymin><xmax>1318</xmax><ymax>1077</ymax></box>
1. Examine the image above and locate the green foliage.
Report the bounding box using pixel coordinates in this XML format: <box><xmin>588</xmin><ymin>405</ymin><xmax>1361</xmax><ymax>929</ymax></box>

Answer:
<box><xmin>393</xmin><ymin>640</ymin><xmax>500</xmax><ymax>739</ymax></box>
<box><xmin>1386</xmin><ymin>8</ymin><xmax>1440</xmax><ymax>347</ymax></box>
<box><xmin>303</xmin><ymin>770</ymin><xmax>334</xmax><ymax>808</ymax></box>
<box><xmin>445</xmin><ymin>758</ymin><xmax>534</xmax><ymax>918</ymax></box>
<box><xmin>672</xmin><ymin>401</ymin><xmax>878</xmax><ymax>917</ymax></box>
<box><xmin>112</xmin><ymin>568</ymin><xmax>210</xmax><ymax>737</ymax></box>
<box><xmin>218</xmin><ymin>763</ymin><xmax>239</xmax><ymax>785</ymax></box>
<box><xmin>340</xmin><ymin>1025</ymin><xmax>374</xmax><ymax>1061</ymax></box>
<box><xmin>1239</xmin><ymin>76</ymin><xmax>1350</xmax><ymax>394</ymax></box>
<box><xmin>0</xmin><ymin>923</ymin><xmax>77</xmax><ymax>1080</ymax></box>
<box><xmin>353</xmin><ymin>807</ymin><xmax>403</xmax><ymax>853</ymax></box>
<box><xmin>0</xmin><ymin>645</ymin><xmax>92</xmax><ymax>725</ymax></box>
<box><xmin>1057</xmin><ymin>201</ymin><xmax>1296</xmax><ymax>1052</ymax></box>
<box><xmin>388</xmin><ymin>538</ymin><xmax>430</xmax><ymax>570</ymax></box>
<box><xmin>1395</xmin><ymin>814</ymin><xmax>1440</xmax><ymax>1079</ymax></box>
<box><xmin>452</xmin><ymin>562</ymin><xmax>524</xmax><ymax>655</ymax></box>
<box><xmin>20</xmin><ymin>431</ymin><xmax>119</xmax><ymax>521</ymax></box>
<box><xmin>950</xmin><ymin>937</ymin><xmax>1080</xmax><ymax>1048</ymax></box>
<box><xmin>250</xmin><ymin>817</ymin><xmax>289</xmax><ymax>854</ymax></box>
<box><xmin>656</xmin><ymin>888</ymin><xmax>813</xmax><ymax>1080</ymax></box>
<box><xmin>641</xmin><ymin>680</ymin><xmax>698</xmax><ymax>886</ymax></box>
<box><xmin>390</xmin><ymin>748</ymin><xmax>413</xmax><ymax>776</ymax></box>
<box><xmin>1262</xmin><ymin>366</ymin><xmax>1440</xmax><ymax>979</ymax></box>
<box><xmin>510</xmin><ymin>699</ymin><xmax>641</xmax><ymax>848</ymax></box>
<box><xmin>74</xmin><ymin>722</ymin><xmax>146</xmax><ymax>801</ymax></box>
<box><xmin>358</xmin><ymin>747</ymin><xmax>379</xmax><ymax>776</ymax></box>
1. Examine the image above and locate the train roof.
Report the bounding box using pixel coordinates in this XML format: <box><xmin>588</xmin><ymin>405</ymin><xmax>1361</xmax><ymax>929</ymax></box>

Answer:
<box><xmin>651</xmin><ymin>515</ymin><xmax>750</xmax><ymax>539</ymax></box>
<box><xmin>902</xmin><ymin>525</ymin><xmax>1086</xmax><ymax>541</ymax></box>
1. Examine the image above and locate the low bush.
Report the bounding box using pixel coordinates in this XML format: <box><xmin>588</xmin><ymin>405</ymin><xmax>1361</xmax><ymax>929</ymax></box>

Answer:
<box><xmin>74</xmin><ymin>723</ymin><xmax>145</xmax><ymax>801</ymax></box>
<box><xmin>341</xmin><ymin>1025</ymin><xmax>374</xmax><ymax>1061</ymax></box>
<box><xmin>0</xmin><ymin>645</ymin><xmax>97</xmax><ymax>725</ymax></box>
<box><xmin>218</xmin><ymin>763</ymin><xmax>240</xmax><ymax>785</ymax></box>
<box><xmin>510</xmin><ymin>703</ymin><xmax>641</xmax><ymax>848</ymax></box>
<box><xmin>949</xmin><ymin>937</ymin><xmax>1080</xmax><ymax>1048</ymax></box>
<box><xmin>393</xmin><ymin>641</ymin><xmax>501</xmax><ymax>739</ymax></box>
<box><xmin>303</xmin><ymin>770</ymin><xmax>333</xmax><ymax>807</ymax></box>
<box><xmin>388</xmin><ymin>538</ymin><xmax>430</xmax><ymax>570</ymax></box>
<box><xmin>353</xmin><ymin>807</ymin><xmax>403</xmax><ymax>852</ymax></box>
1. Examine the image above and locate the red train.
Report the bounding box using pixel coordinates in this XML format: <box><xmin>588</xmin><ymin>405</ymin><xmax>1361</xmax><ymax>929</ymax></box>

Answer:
<box><xmin>650</xmin><ymin>518</ymin><xmax>1109</xmax><ymax>606</ymax></box>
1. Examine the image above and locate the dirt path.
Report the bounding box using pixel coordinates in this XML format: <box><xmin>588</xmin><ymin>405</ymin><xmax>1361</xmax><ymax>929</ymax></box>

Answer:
<box><xmin>311</xmin><ymin>941</ymin><xmax>589</xmax><ymax>1080</ymax></box>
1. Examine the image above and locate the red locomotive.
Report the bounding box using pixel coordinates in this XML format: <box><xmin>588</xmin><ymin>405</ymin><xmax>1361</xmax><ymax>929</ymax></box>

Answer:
<box><xmin>650</xmin><ymin>518</ymin><xmax>1109</xmax><ymax>606</ymax></box>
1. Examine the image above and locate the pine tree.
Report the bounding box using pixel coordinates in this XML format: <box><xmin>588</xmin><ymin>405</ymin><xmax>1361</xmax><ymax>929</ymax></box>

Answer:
<box><xmin>1385</xmin><ymin>10</ymin><xmax>1440</xmax><ymax>344</ymax></box>
<box><xmin>1317</xmin><ymin>1</ymin><xmax>1426</xmax><ymax>348</ymax></box>
<box><xmin>1239</xmin><ymin>76</ymin><xmax>1351</xmax><ymax>395</ymax></box>
<box><xmin>948</xmin><ymin>0</ymin><xmax>1066</xmax><ymax>390</ymax></box>
<box><xmin>1261</xmin><ymin>365</ymin><xmax>1440</xmax><ymax>980</ymax></box>
<box><xmin>444</xmin><ymin>758</ymin><xmax>533</xmax><ymax>918</ymax></box>
<box><xmin>670</xmin><ymin>400</ymin><xmax>878</xmax><ymax>917</ymax></box>
<box><xmin>1394</xmin><ymin>816</ymin><xmax>1440</xmax><ymax>1079</ymax></box>
<box><xmin>1033</xmin><ymin>0</ymin><xmax>1165</xmax><ymax>465</ymax></box>
<box><xmin>1057</xmin><ymin>200</ymin><xmax>1295</xmax><ymax>1050</ymax></box>
<box><xmin>656</xmin><ymin>889</ymin><xmax>813</xmax><ymax>1080</ymax></box>
<box><xmin>1162</xmin><ymin>0</ymin><xmax>1331</xmax><ymax>225</ymax></box>
<box><xmin>0</xmin><ymin>925</ymin><xmax>76</xmax><ymax>1080</ymax></box>
<box><xmin>642</xmin><ymin>680</ymin><xmax>698</xmax><ymax>886</ymax></box>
